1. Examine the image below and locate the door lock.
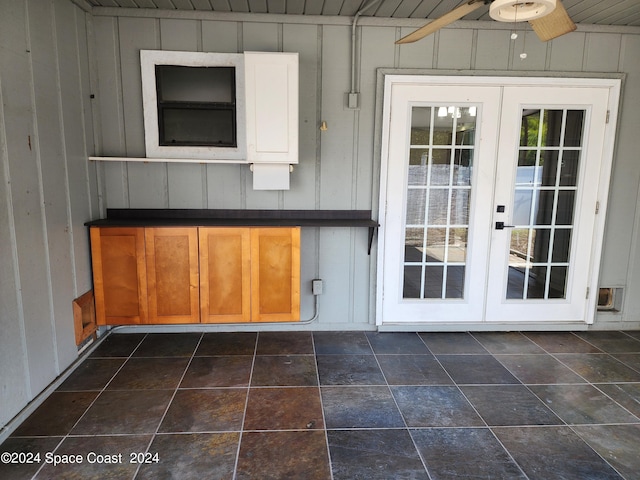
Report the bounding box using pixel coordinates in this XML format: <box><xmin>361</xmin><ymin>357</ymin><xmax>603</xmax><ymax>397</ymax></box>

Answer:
<box><xmin>495</xmin><ymin>221</ymin><xmax>516</xmax><ymax>230</ymax></box>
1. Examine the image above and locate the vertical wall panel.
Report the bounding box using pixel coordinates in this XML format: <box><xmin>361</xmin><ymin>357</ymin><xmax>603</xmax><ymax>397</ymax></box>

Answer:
<box><xmin>93</xmin><ymin>17</ymin><xmax>125</xmax><ymax>156</ymax></box>
<box><xmin>0</xmin><ymin>127</ymin><xmax>30</xmax><ymax>427</ymax></box>
<box><xmin>358</xmin><ymin>26</ymin><xmax>395</xmax><ymax>210</ymax></box>
<box><xmin>351</xmin><ymin>26</ymin><xmax>396</xmax><ymax>325</ymax></box>
<box><xmin>160</xmin><ymin>18</ymin><xmax>199</xmax><ymax>51</ymax></box>
<box><xmin>243</xmin><ymin>22</ymin><xmax>279</xmax><ymax>51</ymax></box>
<box><xmin>160</xmin><ymin>18</ymin><xmax>206</xmax><ymax>209</ymax></box>
<box><xmin>77</xmin><ymin>12</ymin><xmax>102</xmax><ymax>223</ymax></box>
<box><xmin>549</xmin><ymin>32</ymin><xmax>586</xmax><ymax>71</ymax></box>
<box><xmin>318</xmin><ymin>25</ymin><xmax>355</xmax><ymax>324</ymax></box>
<box><xmin>202</xmin><ymin>20</ymin><xmax>239</xmax><ymax>53</ymax></box>
<box><xmin>283</xmin><ymin>23</ymin><xmax>318</xmax><ymax>210</ymax></box>
<box><xmin>0</xmin><ymin>24</ymin><xmax>30</xmax><ymax>427</ymax></box>
<box><xmin>30</xmin><ymin>0</ymin><xmax>77</xmax><ymax>371</ymax></box>
<box><xmin>4</xmin><ymin>0</ymin><xmax>57</xmax><ymax>395</ymax></box>
<box><xmin>319</xmin><ymin>25</ymin><xmax>354</xmax><ymax>210</ymax></box>
<box><xmin>118</xmin><ymin>17</ymin><xmax>168</xmax><ymax>207</ymax></box>
<box><xmin>584</xmin><ymin>33</ymin><xmax>622</xmax><ymax>72</ymax></box>
<box><xmin>1</xmin><ymin>0</ymin><xmax>99</xmax><ymax>432</ymax></box>
<box><xmin>94</xmin><ymin>16</ymin><xmax>128</xmax><ymax>207</ymax></box>
<box><xmin>54</xmin><ymin>0</ymin><xmax>95</xmax><ymax>300</ymax></box>
<box><xmin>201</xmin><ymin>19</ymin><xmax>244</xmax><ymax>209</ymax></box>
<box><xmin>601</xmin><ymin>34</ymin><xmax>640</xmax><ymax>320</ymax></box>
<box><xmin>475</xmin><ymin>29</ymin><xmax>511</xmax><ymax>70</ymax></box>
<box><xmin>509</xmin><ymin>30</ymin><xmax>547</xmax><ymax>70</ymax></box>
<box><xmin>437</xmin><ymin>29</ymin><xmax>474</xmax><ymax>69</ymax></box>
<box><xmin>397</xmin><ymin>26</ymin><xmax>435</xmax><ymax>68</ymax></box>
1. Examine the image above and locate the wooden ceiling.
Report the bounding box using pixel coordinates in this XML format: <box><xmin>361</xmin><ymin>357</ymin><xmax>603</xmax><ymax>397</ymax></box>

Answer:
<box><xmin>85</xmin><ymin>0</ymin><xmax>640</xmax><ymax>26</ymax></box>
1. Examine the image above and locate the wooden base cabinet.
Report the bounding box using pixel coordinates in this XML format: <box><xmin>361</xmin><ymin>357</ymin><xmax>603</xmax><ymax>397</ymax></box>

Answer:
<box><xmin>251</xmin><ymin>228</ymin><xmax>300</xmax><ymax>322</ymax></box>
<box><xmin>199</xmin><ymin>227</ymin><xmax>300</xmax><ymax>323</ymax></box>
<box><xmin>90</xmin><ymin>227</ymin><xmax>148</xmax><ymax>325</ymax></box>
<box><xmin>199</xmin><ymin>227</ymin><xmax>252</xmax><ymax>323</ymax></box>
<box><xmin>90</xmin><ymin>226</ymin><xmax>300</xmax><ymax>325</ymax></box>
<box><xmin>145</xmin><ymin>228</ymin><xmax>200</xmax><ymax>324</ymax></box>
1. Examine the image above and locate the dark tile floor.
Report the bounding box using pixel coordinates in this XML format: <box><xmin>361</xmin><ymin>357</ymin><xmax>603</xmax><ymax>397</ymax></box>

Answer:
<box><xmin>2</xmin><ymin>330</ymin><xmax>640</xmax><ymax>479</ymax></box>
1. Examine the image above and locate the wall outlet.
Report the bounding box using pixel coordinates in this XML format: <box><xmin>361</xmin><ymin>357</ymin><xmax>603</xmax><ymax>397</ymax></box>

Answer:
<box><xmin>312</xmin><ymin>279</ymin><xmax>323</xmax><ymax>295</ymax></box>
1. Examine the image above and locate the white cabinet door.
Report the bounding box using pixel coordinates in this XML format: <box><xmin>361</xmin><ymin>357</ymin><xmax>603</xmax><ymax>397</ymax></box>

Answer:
<box><xmin>244</xmin><ymin>52</ymin><xmax>298</xmax><ymax>165</ymax></box>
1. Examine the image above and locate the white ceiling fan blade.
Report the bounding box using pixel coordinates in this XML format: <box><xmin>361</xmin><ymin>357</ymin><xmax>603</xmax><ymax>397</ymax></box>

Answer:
<box><xmin>529</xmin><ymin>0</ymin><xmax>576</xmax><ymax>41</ymax></box>
<box><xmin>396</xmin><ymin>0</ymin><xmax>489</xmax><ymax>45</ymax></box>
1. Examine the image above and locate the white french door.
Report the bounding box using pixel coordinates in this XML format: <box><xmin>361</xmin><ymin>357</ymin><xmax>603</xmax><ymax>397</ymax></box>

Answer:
<box><xmin>378</xmin><ymin>76</ymin><xmax>620</xmax><ymax>326</ymax></box>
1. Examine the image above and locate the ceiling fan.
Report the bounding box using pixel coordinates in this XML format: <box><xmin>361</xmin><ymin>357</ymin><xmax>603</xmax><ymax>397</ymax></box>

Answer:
<box><xmin>396</xmin><ymin>0</ymin><xmax>577</xmax><ymax>45</ymax></box>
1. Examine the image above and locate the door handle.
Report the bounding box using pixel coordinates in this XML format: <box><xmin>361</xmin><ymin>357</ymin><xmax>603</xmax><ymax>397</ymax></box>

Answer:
<box><xmin>495</xmin><ymin>222</ymin><xmax>516</xmax><ymax>230</ymax></box>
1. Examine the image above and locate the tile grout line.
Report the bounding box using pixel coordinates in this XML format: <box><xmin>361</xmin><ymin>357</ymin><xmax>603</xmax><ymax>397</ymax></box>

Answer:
<box><xmin>28</xmin><ymin>333</ymin><xmax>149</xmax><ymax>480</ymax></box>
<box><xmin>312</xmin><ymin>332</ymin><xmax>335</xmax><ymax>480</ymax></box>
<box><xmin>500</xmin><ymin>331</ymin><xmax>637</xmax><ymax>480</ymax></box>
<box><xmin>231</xmin><ymin>332</ymin><xmax>259</xmax><ymax>480</ymax></box>
<box><xmin>131</xmin><ymin>332</ymin><xmax>204</xmax><ymax>480</ymax></box>
<box><xmin>367</xmin><ymin>332</ymin><xmax>434</xmax><ymax>480</ymax></box>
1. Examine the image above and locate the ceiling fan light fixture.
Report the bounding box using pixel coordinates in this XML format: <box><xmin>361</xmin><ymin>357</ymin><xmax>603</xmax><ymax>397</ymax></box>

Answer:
<box><xmin>489</xmin><ymin>0</ymin><xmax>557</xmax><ymax>22</ymax></box>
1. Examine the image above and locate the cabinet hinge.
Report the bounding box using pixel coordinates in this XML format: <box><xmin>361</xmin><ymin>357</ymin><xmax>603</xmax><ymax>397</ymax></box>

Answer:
<box><xmin>606</xmin><ymin>110</ymin><xmax>610</xmax><ymax>124</ymax></box>
<box><xmin>596</xmin><ymin>201</ymin><xmax>600</xmax><ymax>214</ymax></box>
<box><xmin>586</xmin><ymin>287</ymin><xmax>590</xmax><ymax>299</ymax></box>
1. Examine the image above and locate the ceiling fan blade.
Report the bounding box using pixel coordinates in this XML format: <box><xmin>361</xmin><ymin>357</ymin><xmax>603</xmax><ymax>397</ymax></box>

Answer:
<box><xmin>396</xmin><ymin>0</ymin><xmax>488</xmax><ymax>45</ymax></box>
<box><xmin>529</xmin><ymin>0</ymin><xmax>576</xmax><ymax>41</ymax></box>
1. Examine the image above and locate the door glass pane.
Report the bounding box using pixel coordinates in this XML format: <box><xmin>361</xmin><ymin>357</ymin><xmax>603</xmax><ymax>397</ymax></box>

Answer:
<box><xmin>411</xmin><ymin>107</ymin><xmax>432</xmax><ymax>144</ymax></box>
<box><xmin>431</xmin><ymin>149</ymin><xmax>451</xmax><ymax>185</ymax></box>
<box><xmin>424</xmin><ymin>266</ymin><xmax>444</xmax><ymax>298</ymax></box>
<box><xmin>507</xmin><ymin>107</ymin><xmax>584</xmax><ymax>300</ymax></box>
<box><xmin>450</xmin><ymin>189</ymin><xmax>470</xmax><ymax>225</ymax></box>
<box><xmin>564</xmin><ymin>111</ymin><xmax>585</xmax><ymax>147</ymax></box>
<box><xmin>542</xmin><ymin>110</ymin><xmax>564</xmax><ymax>147</ymax></box>
<box><xmin>426</xmin><ymin>228</ymin><xmax>446</xmax><ymax>263</ymax></box>
<box><xmin>560</xmin><ymin>151</ymin><xmax>579</xmax><ymax>186</ymax></box>
<box><xmin>406</xmin><ymin>189</ymin><xmax>426</xmax><ymax>225</ymax></box>
<box><xmin>428</xmin><ymin>190</ymin><xmax>449</xmax><ymax>225</ymax></box>
<box><xmin>540</xmin><ymin>151</ymin><xmax>559</xmax><ymax>186</ymax></box>
<box><xmin>403</xmin><ymin>105</ymin><xmax>476</xmax><ymax>299</ymax></box>
<box><xmin>453</xmin><ymin>149</ymin><xmax>473</xmax><ymax>185</ymax></box>
<box><xmin>409</xmin><ymin>149</ymin><xmax>430</xmax><ymax>186</ymax></box>
<box><xmin>404</xmin><ymin>228</ymin><xmax>424</xmax><ymax>262</ymax></box>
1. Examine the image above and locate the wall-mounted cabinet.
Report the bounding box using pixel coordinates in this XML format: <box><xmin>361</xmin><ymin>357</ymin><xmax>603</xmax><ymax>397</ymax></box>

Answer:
<box><xmin>90</xmin><ymin>226</ymin><xmax>300</xmax><ymax>325</ymax></box>
<box><xmin>91</xmin><ymin>50</ymin><xmax>300</xmax><ymax>190</ymax></box>
<box><xmin>244</xmin><ymin>52</ymin><xmax>298</xmax><ymax>165</ymax></box>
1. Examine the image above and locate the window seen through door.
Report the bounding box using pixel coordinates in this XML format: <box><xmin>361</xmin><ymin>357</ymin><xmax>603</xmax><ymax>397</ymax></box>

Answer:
<box><xmin>507</xmin><ymin>108</ymin><xmax>585</xmax><ymax>300</ymax></box>
<box><xmin>403</xmin><ymin>105</ymin><xmax>477</xmax><ymax>299</ymax></box>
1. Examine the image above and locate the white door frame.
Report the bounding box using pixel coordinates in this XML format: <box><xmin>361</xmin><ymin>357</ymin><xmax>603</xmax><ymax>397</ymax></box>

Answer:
<box><xmin>376</xmin><ymin>74</ymin><xmax>621</xmax><ymax>329</ymax></box>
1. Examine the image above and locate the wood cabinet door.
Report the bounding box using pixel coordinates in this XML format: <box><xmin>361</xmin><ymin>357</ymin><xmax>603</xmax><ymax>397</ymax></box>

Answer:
<box><xmin>145</xmin><ymin>227</ymin><xmax>200</xmax><ymax>324</ymax></box>
<box><xmin>90</xmin><ymin>227</ymin><xmax>148</xmax><ymax>325</ymax></box>
<box><xmin>199</xmin><ymin>227</ymin><xmax>251</xmax><ymax>323</ymax></box>
<box><xmin>251</xmin><ymin>227</ymin><xmax>300</xmax><ymax>322</ymax></box>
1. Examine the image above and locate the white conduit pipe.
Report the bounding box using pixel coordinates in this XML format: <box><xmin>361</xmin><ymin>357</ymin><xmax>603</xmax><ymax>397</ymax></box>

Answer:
<box><xmin>351</xmin><ymin>0</ymin><xmax>383</xmax><ymax>96</ymax></box>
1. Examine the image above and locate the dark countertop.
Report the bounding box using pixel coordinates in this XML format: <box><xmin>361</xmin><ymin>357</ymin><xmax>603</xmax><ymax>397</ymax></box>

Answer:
<box><xmin>85</xmin><ymin>209</ymin><xmax>379</xmax><ymax>254</ymax></box>
<box><xmin>85</xmin><ymin>208</ymin><xmax>379</xmax><ymax>228</ymax></box>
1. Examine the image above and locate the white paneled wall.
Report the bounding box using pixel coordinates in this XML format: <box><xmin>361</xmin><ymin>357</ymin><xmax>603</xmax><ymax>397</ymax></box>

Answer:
<box><xmin>92</xmin><ymin>10</ymin><xmax>640</xmax><ymax>329</ymax></box>
<box><xmin>0</xmin><ymin>0</ymin><xmax>98</xmax><ymax>433</ymax></box>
